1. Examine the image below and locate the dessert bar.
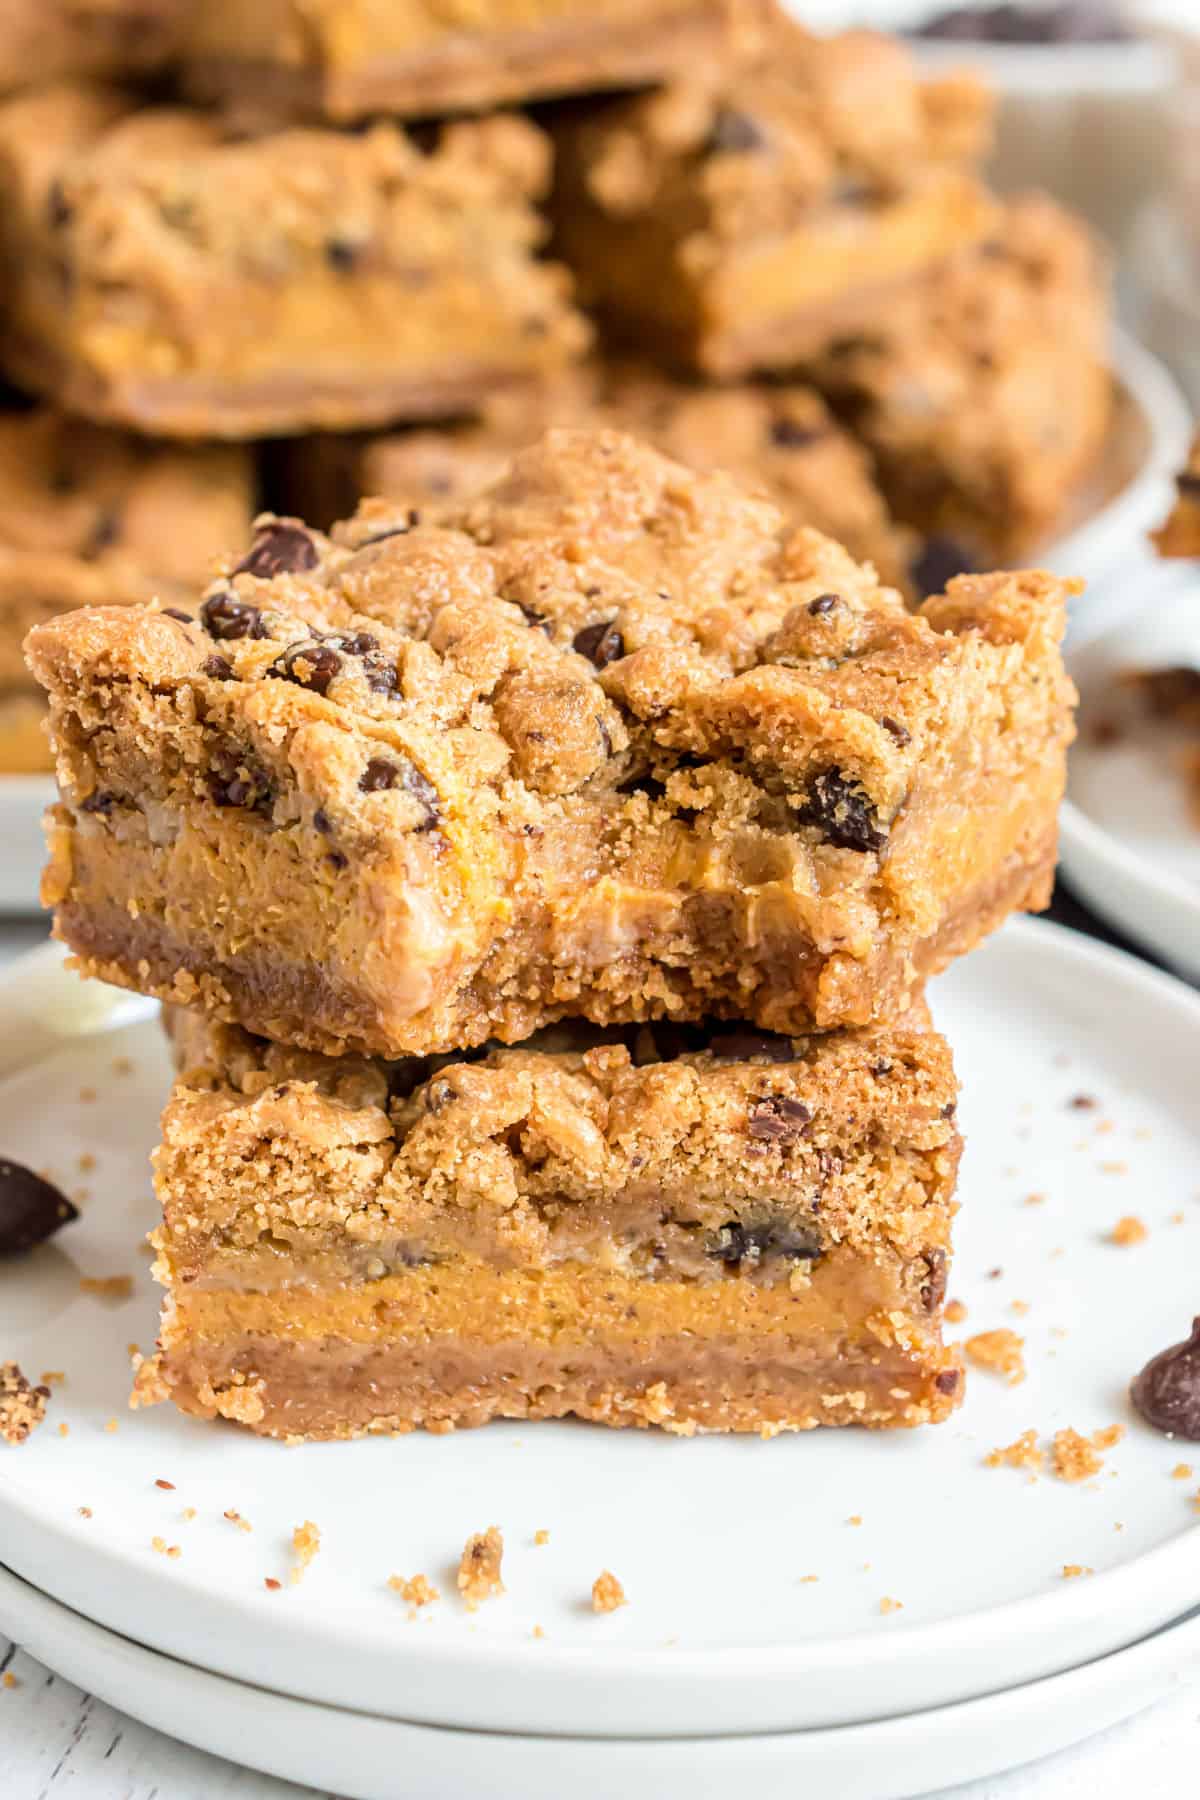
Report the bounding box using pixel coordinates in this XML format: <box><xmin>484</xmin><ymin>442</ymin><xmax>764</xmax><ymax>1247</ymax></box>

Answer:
<box><xmin>0</xmin><ymin>0</ymin><xmax>185</xmax><ymax>93</ymax></box>
<box><xmin>278</xmin><ymin>361</ymin><xmax>916</xmax><ymax>592</ymax></box>
<box><xmin>0</xmin><ymin>406</ymin><xmax>253</xmax><ymax>773</ymax></box>
<box><xmin>134</xmin><ymin>1005</ymin><xmax>964</xmax><ymax>1438</ymax></box>
<box><xmin>184</xmin><ymin>0</ymin><xmax>767</xmax><ymax>124</ymax></box>
<box><xmin>551</xmin><ymin>23</ymin><xmax>997</xmax><ymax>377</ymax></box>
<box><xmin>0</xmin><ymin>84</ymin><xmax>588</xmax><ymax>438</ymax></box>
<box><xmin>28</xmin><ymin>429</ymin><xmax>1077</xmax><ymax>1055</ymax></box>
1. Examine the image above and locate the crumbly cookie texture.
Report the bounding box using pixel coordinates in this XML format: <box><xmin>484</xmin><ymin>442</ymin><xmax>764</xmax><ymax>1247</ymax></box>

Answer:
<box><xmin>0</xmin><ymin>1362</ymin><xmax>50</xmax><ymax>1444</ymax></box>
<box><xmin>135</xmin><ymin>1000</ymin><xmax>962</xmax><ymax>1440</ymax></box>
<box><xmin>0</xmin><ymin>84</ymin><xmax>588</xmax><ymax>439</ymax></box>
<box><xmin>184</xmin><ymin>0</ymin><xmax>768</xmax><ymax>124</ymax></box>
<box><xmin>29</xmin><ymin>429</ymin><xmax>1076</xmax><ymax>1056</ymax></box>
<box><xmin>0</xmin><ymin>0</ymin><xmax>186</xmax><ymax>93</ymax></box>
<box><xmin>279</xmin><ymin>360</ymin><xmax>917</xmax><ymax>594</ymax></box>
<box><xmin>808</xmin><ymin>196</ymin><xmax>1112</xmax><ymax>561</ymax></box>
<box><xmin>0</xmin><ymin>408</ymin><xmax>253</xmax><ymax>773</ymax></box>
<box><xmin>551</xmin><ymin>21</ymin><xmax>996</xmax><ymax>377</ymax></box>
<box><xmin>1154</xmin><ymin>436</ymin><xmax>1200</xmax><ymax>558</ymax></box>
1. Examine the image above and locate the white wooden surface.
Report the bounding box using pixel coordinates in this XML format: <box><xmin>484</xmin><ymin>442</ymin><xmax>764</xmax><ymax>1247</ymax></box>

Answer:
<box><xmin>1</xmin><ymin>923</ymin><xmax>1197</xmax><ymax>1798</ymax></box>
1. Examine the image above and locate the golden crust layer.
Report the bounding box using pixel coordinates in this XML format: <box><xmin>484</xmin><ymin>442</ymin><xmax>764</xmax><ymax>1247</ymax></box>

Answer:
<box><xmin>29</xmin><ymin>429</ymin><xmax>1076</xmax><ymax>1055</ymax></box>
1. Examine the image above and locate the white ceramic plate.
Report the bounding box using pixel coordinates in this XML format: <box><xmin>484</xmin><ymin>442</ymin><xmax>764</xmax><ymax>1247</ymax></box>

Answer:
<box><xmin>1</xmin><ymin>921</ymin><xmax>1199</xmax><ymax>1739</ymax></box>
<box><xmin>2</xmin><ymin>1562</ymin><xmax>1198</xmax><ymax>1800</ymax></box>
<box><xmin>1060</xmin><ymin>555</ymin><xmax>1200</xmax><ymax>981</ymax></box>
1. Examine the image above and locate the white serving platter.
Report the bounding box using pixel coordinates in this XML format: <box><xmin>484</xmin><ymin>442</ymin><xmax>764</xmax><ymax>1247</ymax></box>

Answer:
<box><xmin>0</xmin><ymin>921</ymin><xmax>1198</xmax><ymax>1739</ymax></box>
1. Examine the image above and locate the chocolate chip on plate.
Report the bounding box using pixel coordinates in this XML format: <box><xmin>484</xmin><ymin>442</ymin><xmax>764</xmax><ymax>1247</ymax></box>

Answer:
<box><xmin>1131</xmin><ymin>1319</ymin><xmax>1200</xmax><ymax>1440</ymax></box>
<box><xmin>0</xmin><ymin>1159</ymin><xmax>78</xmax><ymax>1256</ymax></box>
<box><xmin>232</xmin><ymin>521</ymin><xmax>319</xmax><ymax>580</ymax></box>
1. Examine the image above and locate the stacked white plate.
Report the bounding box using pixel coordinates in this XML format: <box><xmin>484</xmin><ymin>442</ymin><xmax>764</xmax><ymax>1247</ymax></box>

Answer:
<box><xmin>2</xmin><ymin>922</ymin><xmax>1200</xmax><ymax>1798</ymax></box>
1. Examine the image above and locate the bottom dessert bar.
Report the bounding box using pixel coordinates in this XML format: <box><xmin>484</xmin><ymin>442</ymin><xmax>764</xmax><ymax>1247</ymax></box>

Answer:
<box><xmin>135</xmin><ymin>1009</ymin><xmax>964</xmax><ymax>1440</ymax></box>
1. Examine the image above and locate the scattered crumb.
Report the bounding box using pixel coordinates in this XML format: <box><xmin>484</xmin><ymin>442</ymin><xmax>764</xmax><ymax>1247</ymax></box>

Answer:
<box><xmin>532</xmin><ymin>1625</ymin><xmax>545</xmax><ymax>1640</ymax></box>
<box><xmin>944</xmin><ymin>1298</ymin><xmax>967</xmax><ymax>1324</ymax></box>
<box><xmin>1052</xmin><ymin>1428</ymin><xmax>1104</xmax><ymax>1483</ymax></box>
<box><xmin>57</xmin><ymin>1422</ymin><xmax>68</xmax><ymax>1438</ymax></box>
<box><xmin>1010</xmin><ymin>1300</ymin><xmax>1031</xmax><ymax>1318</ymax></box>
<box><xmin>78</xmin><ymin>1506</ymin><xmax>92</xmax><ymax>1519</ymax></box>
<box><xmin>1114</xmin><ymin>1522</ymin><xmax>1125</xmax><ymax>1532</ymax></box>
<box><xmin>150</xmin><ymin>1536</ymin><xmax>181</xmax><ymax>1558</ymax></box>
<box><xmin>879</xmin><ymin>1597</ymin><xmax>903</xmax><ymax>1615</ymax></box>
<box><xmin>1094</xmin><ymin>1119</ymin><xmax>1114</xmax><ymax>1136</ymax></box>
<box><xmin>1170</xmin><ymin>1211</ymin><xmax>1186</xmax><ymax>1226</ymax></box>
<box><xmin>289</xmin><ymin>1520</ymin><xmax>320</xmax><ymax>1584</ymax></box>
<box><xmin>39</xmin><ymin>1371</ymin><xmax>65</xmax><ymax>1386</ymax></box>
<box><xmin>0</xmin><ymin>1363</ymin><xmax>50</xmax><ymax>1445</ymax></box>
<box><xmin>103</xmin><ymin>1418</ymin><xmax>118</xmax><ymax>1433</ymax></box>
<box><xmin>986</xmin><ymin>1266</ymin><xmax>1003</xmax><ymax>1279</ymax></box>
<box><xmin>1061</xmin><ymin>1565</ymin><xmax>1093</xmax><ymax>1579</ymax></box>
<box><xmin>457</xmin><ymin>1526</ymin><xmax>504</xmax><ymax>1607</ymax></box>
<box><xmin>592</xmin><ymin>1571</ymin><xmax>627</xmax><ymax>1614</ymax></box>
<box><xmin>389</xmin><ymin>1573</ymin><xmax>439</xmax><ymax>1606</ymax></box>
<box><xmin>1024</xmin><ymin>1192</ymin><xmax>1045</xmax><ymax>1207</ymax></box>
<box><xmin>264</xmin><ymin>1577</ymin><xmax>281</xmax><ymax>1591</ymax></box>
<box><xmin>1172</xmin><ymin>1464</ymin><xmax>1193</xmax><ymax>1480</ymax></box>
<box><xmin>986</xmin><ymin>1430</ymin><xmax>1043</xmax><ymax>1473</ymax></box>
<box><xmin>2</xmin><ymin>1672</ymin><xmax>18</xmax><ymax>1690</ymax></box>
<box><xmin>112</xmin><ymin>1056</ymin><xmax>134</xmax><ymax>1077</ymax></box>
<box><xmin>223</xmin><ymin>1508</ymin><xmax>252</xmax><ymax>1533</ymax></box>
<box><xmin>155</xmin><ymin>1478</ymin><xmax>175</xmax><ymax>1491</ymax></box>
<box><xmin>182</xmin><ymin>1507</ymin><xmax>197</xmax><ymax>1521</ymax></box>
<box><xmin>1099</xmin><ymin>1162</ymin><xmax>1129</xmax><ymax>1177</ymax></box>
<box><xmin>846</xmin><ymin>1515</ymin><xmax>863</xmax><ymax>1527</ymax></box>
<box><xmin>1109</xmin><ymin>1215</ymin><xmax>1147</xmax><ymax>1246</ymax></box>
<box><xmin>77</xmin><ymin>1152</ymin><xmax>96</xmax><ymax>1173</ymax></box>
<box><xmin>1068</xmin><ymin>1094</ymin><xmax>1097</xmax><ymax>1110</ymax></box>
<box><xmin>533</xmin><ymin>1529</ymin><xmax>550</xmax><ymax>1547</ymax></box>
<box><xmin>1091</xmin><ymin>1424</ymin><xmax>1125</xmax><ymax>1451</ymax></box>
<box><xmin>79</xmin><ymin>1274</ymin><xmax>133</xmax><ymax>1301</ymax></box>
<box><xmin>964</xmin><ymin>1329</ymin><xmax>1026</xmax><ymax>1386</ymax></box>
<box><xmin>798</xmin><ymin>1574</ymin><xmax>819</xmax><ymax>1584</ymax></box>
<box><xmin>78</xmin><ymin>1086</ymin><xmax>97</xmax><ymax>1103</ymax></box>
<box><xmin>127</xmin><ymin>1343</ymin><xmax>140</xmax><ymax>1358</ymax></box>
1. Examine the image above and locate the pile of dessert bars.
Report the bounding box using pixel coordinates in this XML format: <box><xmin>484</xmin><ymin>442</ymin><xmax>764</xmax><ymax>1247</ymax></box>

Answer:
<box><xmin>17</xmin><ymin>0</ymin><xmax>1084</xmax><ymax>1439</ymax></box>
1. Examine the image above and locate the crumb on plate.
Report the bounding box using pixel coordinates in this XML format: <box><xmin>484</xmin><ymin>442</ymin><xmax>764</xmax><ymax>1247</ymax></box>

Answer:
<box><xmin>389</xmin><ymin>1573</ymin><xmax>440</xmax><ymax>1606</ymax></box>
<box><xmin>592</xmin><ymin>1570</ymin><xmax>627</xmax><ymax>1614</ymax></box>
<box><xmin>457</xmin><ymin>1527</ymin><xmax>504</xmax><ymax>1607</ymax></box>
<box><xmin>0</xmin><ymin>1363</ymin><xmax>49</xmax><ymax>1445</ymax></box>
<box><xmin>964</xmin><ymin>1329</ymin><xmax>1026</xmax><ymax>1385</ymax></box>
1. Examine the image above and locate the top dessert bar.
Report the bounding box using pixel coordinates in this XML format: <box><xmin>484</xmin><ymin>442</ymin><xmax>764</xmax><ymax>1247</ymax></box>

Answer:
<box><xmin>0</xmin><ymin>84</ymin><xmax>588</xmax><ymax>439</ymax></box>
<box><xmin>184</xmin><ymin>0</ymin><xmax>767</xmax><ymax>124</ymax></box>
<box><xmin>1154</xmin><ymin>436</ymin><xmax>1200</xmax><ymax>558</ymax></box>
<box><xmin>28</xmin><ymin>429</ymin><xmax>1077</xmax><ymax>1059</ymax></box>
<box><xmin>551</xmin><ymin>23</ymin><xmax>997</xmax><ymax>378</ymax></box>
<box><xmin>279</xmin><ymin>360</ymin><xmax>917</xmax><ymax>594</ymax></box>
<box><xmin>0</xmin><ymin>0</ymin><xmax>186</xmax><ymax>92</ymax></box>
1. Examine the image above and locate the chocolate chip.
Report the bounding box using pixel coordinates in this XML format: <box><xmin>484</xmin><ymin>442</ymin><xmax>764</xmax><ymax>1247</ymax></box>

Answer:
<box><xmin>324</xmin><ymin>237</ymin><xmax>361</xmax><ymax>271</ymax></box>
<box><xmin>200</xmin><ymin>589</ymin><xmax>269</xmax><ymax>641</ymax></box>
<box><xmin>920</xmin><ymin>1249</ymin><xmax>948</xmax><ymax>1312</ymax></box>
<box><xmin>326</xmin><ymin>850</ymin><xmax>348</xmax><ymax>870</ymax></box>
<box><xmin>573</xmin><ymin>620</ymin><xmax>625</xmax><ymax>669</ymax></box>
<box><xmin>747</xmin><ymin>1096</ymin><xmax>812</xmax><ymax>1142</ymax></box>
<box><xmin>267</xmin><ymin>642</ymin><xmax>342</xmax><ymax>696</ymax></box>
<box><xmin>162</xmin><ymin>608</ymin><xmax>193</xmax><ymax>624</ymax></box>
<box><xmin>313</xmin><ymin>808</ymin><xmax>333</xmax><ymax>835</ymax></box>
<box><xmin>1177</xmin><ymin>471</ymin><xmax>1200</xmax><ymax>500</ymax></box>
<box><xmin>911</xmin><ymin>534</ymin><xmax>977</xmax><ymax>599</ymax></box>
<box><xmin>880</xmin><ymin>715</ymin><xmax>910</xmax><ymax>745</ymax></box>
<box><xmin>46</xmin><ymin>181</ymin><xmax>72</xmax><ymax>229</ymax></box>
<box><xmin>362</xmin><ymin>653</ymin><xmax>399</xmax><ymax>695</ymax></box>
<box><xmin>807</xmin><ymin>593</ymin><xmax>839</xmax><ymax>616</ymax></box>
<box><xmin>80</xmin><ymin>790</ymin><xmax>115</xmax><ymax>815</ymax></box>
<box><xmin>203</xmin><ymin>654</ymin><xmax>234</xmax><ymax>680</ymax></box>
<box><xmin>797</xmin><ymin>767</ymin><xmax>886</xmax><ymax>854</ymax></box>
<box><xmin>0</xmin><ymin>1160</ymin><xmax>78</xmax><ymax>1256</ymax></box>
<box><xmin>769</xmin><ymin>417</ymin><xmax>825</xmax><ymax>450</ymax></box>
<box><xmin>707</xmin><ymin>1029</ymin><xmax>795</xmax><ymax>1063</ymax></box>
<box><xmin>359</xmin><ymin>757</ymin><xmax>399</xmax><ymax>792</ymax></box>
<box><xmin>707</xmin><ymin>1217</ymin><xmax>821</xmax><ymax>1267</ymax></box>
<box><xmin>88</xmin><ymin>509</ymin><xmax>120</xmax><ymax>553</ymax></box>
<box><xmin>207</xmin><ymin>745</ymin><xmax>273</xmax><ymax>813</ymax></box>
<box><xmin>706</xmin><ymin>107</ymin><xmax>767</xmax><ymax>155</ymax></box>
<box><xmin>328</xmin><ymin>630</ymin><xmax>379</xmax><ymax>657</ymax></box>
<box><xmin>1131</xmin><ymin>1319</ymin><xmax>1200</xmax><ymax>1440</ymax></box>
<box><xmin>934</xmin><ymin>1368</ymin><xmax>960</xmax><ymax>1395</ymax></box>
<box><xmin>232</xmin><ymin>521</ymin><xmax>318</xmax><ymax>580</ymax></box>
<box><xmin>514</xmin><ymin>601</ymin><xmax>550</xmax><ymax>632</ymax></box>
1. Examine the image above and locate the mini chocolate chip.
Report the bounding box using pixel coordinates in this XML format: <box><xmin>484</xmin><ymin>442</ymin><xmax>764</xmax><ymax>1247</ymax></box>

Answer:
<box><xmin>329</xmin><ymin>631</ymin><xmax>379</xmax><ymax>657</ymax></box>
<box><xmin>207</xmin><ymin>745</ymin><xmax>273</xmax><ymax>813</ymax></box>
<box><xmin>313</xmin><ymin>808</ymin><xmax>333</xmax><ymax>835</ymax></box>
<box><xmin>327</xmin><ymin>850</ymin><xmax>348</xmax><ymax>870</ymax></box>
<box><xmin>359</xmin><ymin>757</ymin><xmax>399</xmax><ymax>792</ymax></box>
<box><xmin>573</xmin><ymin>620</ymin><xmax>625</xmax><ymax>669</ymax></box>
<box><xmin>706</xmin><ymin>106</ymin><xmax>767</xmax><ymax>155</ymax></box>
<box><xmin>80</xmin><ymin>790</ymin><xmax>115</xmax><ymax>815</ymax></box>
<box><xmin>911</xmin><ymin>534</ymin><xmax>977</xmax><ymax>599</ymax></box>
<box><xmin>934</xmin><ymin>1368</ymin><xmax>960</xmax><ymax>1395</ymax></box>
<box><xmin>200</xmin><ymin>589</ymin><xmax>268</xmax><ymax>641</ymax></box>
<box><xmin>515</xmin><ymin>601</ymin><xmax>550</xmax><ymax>632</ymax></box>
<box><xmin>708</xmin><ymin>1217</ymin><xmax>821</xmax><ymax>1267</ymax></box>
<box><xmin>0</xmin><ymin>1160</ymin><xmax>78</xmax><ymax>1256</ymax></box>
<box><xmin>267</xmin><ymin>642</ymin><xmax>342</xmax><ymax>696</ymax></box>
<box><xmin>747</xmin><ymin>1096</ymin><xmax>813</xmax><ymax>1142</ymax></box>
<box><xmin>807</xmin><ymin>593</ymin><xmax>839</xmax><ymax>616</ymax></box>
<box><xmin>770</xmin><ymin>417</ymin><xmax>825</xmax><ymax>450</ymax></box>
<box><xmin>1131</xmin><ymin>1318</ymin><xmax>1200</xmax><ymax>1440</ymax></box>
<box><xmin>708</xmin><ymin>1029</ymin><xmax>795</xmax><ymax>1063</ymax></box>
<box><xmin>324</xmin><ymin>237</ymin><xmax>360</xmax><ymax>271</ymax></box>
<box><xmin>363</xmin><ymin>653</ymin><xmax>399</xmax><ymax>695</ymax></box>
<box><xmin>233</xmin><ymin>521</ymin><xmax>318</xmax><ymax>580</ymax></box>
<box><xmin>88</xmin><ymin>509</ymin><xmax>120</xmax><ymax>553</ymax></box>
<box><xmin>203</xmin><ymin>654</ymin><xmax>234</xmax><ymax>680</ymax></box>
<box><xmin>880</xmin><ymin>715</ymin><xmax>911</xmax><ymax>745</ymax></box>
<box><xmin>941</xmin><ymin>1101</ymin><xmax>956</xmax><ymax>1119</ymax></box>
<box><xmin>797</xmin><ymin>767</ymin><xmax>886</xmax><ymax>854</ymax></box>
<box><xmin>920</xmin><ymin>1249</ymin><xmax>948</xmax><ymax>1313</ymax></box>
<box><xmin>162</xmin><ymin>608</ymin><xmax>193</xmax><ymax>624</ymax></box>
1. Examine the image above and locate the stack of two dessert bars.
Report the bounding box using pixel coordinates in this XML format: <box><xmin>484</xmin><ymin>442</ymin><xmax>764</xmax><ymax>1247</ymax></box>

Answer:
<box><xmin>26</xmin><ymin>426</ymin><xmax>1076</xmax><ymax>1440</ymax></box>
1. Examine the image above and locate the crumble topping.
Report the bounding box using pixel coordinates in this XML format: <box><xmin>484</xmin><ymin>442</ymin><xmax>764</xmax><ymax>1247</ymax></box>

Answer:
<box><xmin>592</xmin><ymin>1571</ymin><xmax>627</xmax><ymax>1614</ymax></box>
<box><xmin>458</xmin><ymin>1526</ymin><xmax>505</xmax><ymax>1607</ymax></box>
<box><xmin>964</xmin><ymin>1328</ymin><xmax>1025</xmax><ymax>1385</ymax></box>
